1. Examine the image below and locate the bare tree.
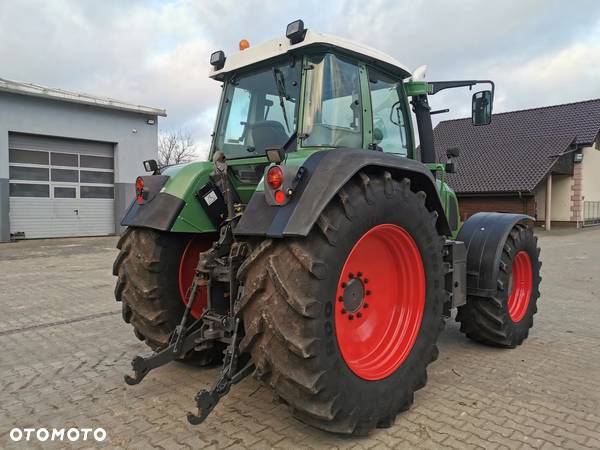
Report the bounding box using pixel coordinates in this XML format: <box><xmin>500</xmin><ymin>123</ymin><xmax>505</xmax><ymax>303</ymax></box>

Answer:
<box><xmin>158</xmin><ymin>129</ymin><xmax>198</xmax><ymax>166</ymax></box>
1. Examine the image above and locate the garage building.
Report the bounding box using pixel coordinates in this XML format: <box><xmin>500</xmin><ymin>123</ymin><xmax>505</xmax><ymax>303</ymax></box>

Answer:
<box><xmin>0</xmin><ymin>77</ymin><xmax>166</xmax><ymax>241</ymax></box>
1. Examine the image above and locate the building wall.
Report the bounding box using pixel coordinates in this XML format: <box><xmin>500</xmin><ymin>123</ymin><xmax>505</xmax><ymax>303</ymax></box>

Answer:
<box><xmin>535</xmin><ymin>174</ymin><xmax>573</xmax><ymax>223</ymax></box>
<box><xmin>457</xmin><ymin>195</ymin><xmax>536</xmax><ymax>222</ymax></box>
<box><xmin>456</xmin><ymin>141</ymin><xmax>600</xmax><ymax>227</ymax></box>
<box><xmin>581</xmin><ymin>142</ymin><xmax>600</xmax><ymax>203</ymax></box>
<box><xmin>0</xmin><ymin>91</ymin><xmax>159</xmax><ymax>241</ymax></box>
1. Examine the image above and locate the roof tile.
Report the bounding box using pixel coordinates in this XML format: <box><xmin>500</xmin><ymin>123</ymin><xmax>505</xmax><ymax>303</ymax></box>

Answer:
<box><xmin>433</xmin><ymin>98</ymin><xmax>600</xmax><ymax>193</ymax></box>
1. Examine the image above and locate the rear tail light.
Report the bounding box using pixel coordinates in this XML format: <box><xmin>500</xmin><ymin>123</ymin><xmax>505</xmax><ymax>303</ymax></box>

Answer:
<box><xmin>135</xmin><ymin>176</ymin><xmax>144</xmax><ymax>204</ymax></box>
<box><xmin>274</xmin><ymin>190</ymin><xmax>286</xmax><ymax>204</ymax></box>
<box><xmin>266</xmin><ymin>166</ymin><xmax>283</xmax><ymax>189</ymax></box>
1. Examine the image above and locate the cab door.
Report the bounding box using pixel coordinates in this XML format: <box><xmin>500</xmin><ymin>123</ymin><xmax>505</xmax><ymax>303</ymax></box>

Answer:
<box><xmin>365</xmin><ymin>68</ymin><xmax>413</xmax><ymax>156</ymax></box>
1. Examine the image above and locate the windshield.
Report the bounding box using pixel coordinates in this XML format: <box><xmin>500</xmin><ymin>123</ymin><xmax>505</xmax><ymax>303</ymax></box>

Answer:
<box><xmin>214</xmin><ymin>60</ymin><xmax>301</xmax><ymax>159</ymax></box>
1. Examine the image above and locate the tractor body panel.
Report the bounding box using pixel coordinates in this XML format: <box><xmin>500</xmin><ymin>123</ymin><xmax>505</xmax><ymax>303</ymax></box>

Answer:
<box><xmin>121</xmin><ymin>147</ymin><xmax>460</xmax><ymax>238</ymax></box>
<box><xmin>122</xmin><ymin>156</ymin><xmax>270</xmax><ymax>233</ymax></box>
<box><xmin>235</xmin><ymin>148</ymin><xmax>451</xmax><ymax>237</ymax></box>
<box><xmin>457</xmin><ymin>212</ymin><xmax>533</xmax><ymax>297</ymax></box>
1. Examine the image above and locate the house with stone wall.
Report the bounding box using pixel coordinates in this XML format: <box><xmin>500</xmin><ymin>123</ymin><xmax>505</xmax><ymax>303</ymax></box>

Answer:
<box><xmin>433</xmin><ymin>99</ymin><xmax>600</xmax><ymax>229</ymax></box>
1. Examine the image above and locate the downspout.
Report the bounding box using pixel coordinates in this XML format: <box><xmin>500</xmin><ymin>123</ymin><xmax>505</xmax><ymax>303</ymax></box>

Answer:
<box><xmin>545</xmin><ymin>173</ymin><xmax>552</xmax><ymax>231</ymax></box>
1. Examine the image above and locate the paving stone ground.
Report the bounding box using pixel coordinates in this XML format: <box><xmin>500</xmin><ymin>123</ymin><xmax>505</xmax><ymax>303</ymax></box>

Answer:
<box><xmin>0</xmin><ymin>228</ymin><xmax>599</xmax><ymax>449</ymax></box>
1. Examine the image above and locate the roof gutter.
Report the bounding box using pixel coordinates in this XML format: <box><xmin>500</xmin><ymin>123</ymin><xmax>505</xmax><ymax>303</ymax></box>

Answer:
<box><xmin>0</xmin><ymin>78</ymin><xmax>167</xmax><ymax>117</ymax></box>
<box><xmin>456</xmin><ymin>191</ymin><xmax>535</xmax><ymax>197</ymax></box>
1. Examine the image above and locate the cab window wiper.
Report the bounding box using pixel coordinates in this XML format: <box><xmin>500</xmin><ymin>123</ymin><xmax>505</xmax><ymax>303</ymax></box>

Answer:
<box><xmin>273</xmin><ymin>68</ymin><xmax>290</xmax><ymax>133</ymax></box>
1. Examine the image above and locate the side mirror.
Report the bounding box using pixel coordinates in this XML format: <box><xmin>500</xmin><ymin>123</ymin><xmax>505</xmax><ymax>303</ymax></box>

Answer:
<box><xmin>472</xmin><ymin>90</ymin><xmax>493</xmax><ymax>126</ymax></box>
<box><xmin>446</xmin><ymin>147</ymin><xmax>460</xmax><ymax>158</ymax></box>
<box><xmin>143</xmin><ymin>159</ymin><xmax>159</xmax><ymax>174</ymax></box>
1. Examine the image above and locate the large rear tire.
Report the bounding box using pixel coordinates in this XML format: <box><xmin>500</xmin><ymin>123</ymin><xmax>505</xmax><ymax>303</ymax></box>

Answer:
<box><xmin>113</xmin><ymin>227</ymin><xmax>222</xmax><ymax>364</ymax></box>
<box><xmin>236</xmin><ymin>171</ymin><xmax>445</xmax><ymax>434</ymax></box>
<box><xmin>456</xmin><ymin>224</ymin><xmax>541</xmax><ymax>347</ymax></box>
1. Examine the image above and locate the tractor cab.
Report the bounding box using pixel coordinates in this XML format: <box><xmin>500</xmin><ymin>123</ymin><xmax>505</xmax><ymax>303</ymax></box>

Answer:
<box><xmin>208</xmin><ymin>20</ymin><xmax>415</xmax><ymax>163</ymax></box>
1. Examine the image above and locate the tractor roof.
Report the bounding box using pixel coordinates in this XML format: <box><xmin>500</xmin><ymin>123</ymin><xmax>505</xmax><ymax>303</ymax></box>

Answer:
<box><xmin>209</xmin><ymin>29</ymin><xmax>411</xmax><ymax>80</ymax></box>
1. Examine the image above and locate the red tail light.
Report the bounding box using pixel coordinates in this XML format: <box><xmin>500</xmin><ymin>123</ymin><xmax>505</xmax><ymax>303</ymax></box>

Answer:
<box><xmin>135</xmin><ymin>176</ymin><xmax>144</xmax><ymax>204</ymax></box>
<box><xmin>274</xmin><ymin>190</ymin><xmax>286</xmax><ymax>204</ymax></box>
<box><xmin>266</xmin><ymin>166</ymin><xmax>283</xmax><ymax>189</ymax></box>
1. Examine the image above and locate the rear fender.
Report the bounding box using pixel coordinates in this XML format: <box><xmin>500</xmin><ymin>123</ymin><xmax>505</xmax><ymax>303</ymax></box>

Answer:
<box><xmin>457</xmin><ymin>212</ymin><xmax>533</xmax><ymax>297</ymax></box>
<box><xmin>120</xmin><ymin>161</ymin><xmax>217</xmax><ymax>233</ymax></box>
<box><xmin>234</xmin><ymin>148</ymin><xmax>451</xmax><ymax>238</ymax></box>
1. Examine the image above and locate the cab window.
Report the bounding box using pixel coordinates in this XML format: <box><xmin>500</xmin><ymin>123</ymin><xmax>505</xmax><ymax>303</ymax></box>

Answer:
<box><xmin>302</xmin><ymin>53</ymin><xmax>363</xmax><ymax>148</ymax></box>
<box><xmin>368</xmin><ymin>69</ymin><xmax>410</xmax><ymax>156</ymax></box>
<box><xmin>215</xmin><ymin>61</ymin><xmax>300</xmax><ymax>159</ymax></box>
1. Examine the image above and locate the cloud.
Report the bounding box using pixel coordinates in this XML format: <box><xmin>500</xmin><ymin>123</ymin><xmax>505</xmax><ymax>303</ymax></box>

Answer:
<box><xmin>1</xmin><ymin>0</ymin><xmax>600</xmax><ymax>155</ymax></box>
<box><xmin>494</xmin><ymin>27</ymin><xmax>600</xmax><ymax>111</ymax></box>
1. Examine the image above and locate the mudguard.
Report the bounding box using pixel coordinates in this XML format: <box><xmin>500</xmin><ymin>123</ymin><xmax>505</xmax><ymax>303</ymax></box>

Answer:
<box><xmin>121</xmin><ymin>174</ymin><xmax>186</xmax><ymax>232</ymax></box>
<box><xmin>120</xmin><ymin>160</ymin><xmax>219</xmax><ymax>234</ymax></box>
<box><xmin>235</xmin><ymin>148</ymin><xmax>451</xmax><ymax>238</ymax></box>
<box><xmin>457</xmin><ymin>212</ymin><xmax>533</xmax><ymax>297</ymax></box>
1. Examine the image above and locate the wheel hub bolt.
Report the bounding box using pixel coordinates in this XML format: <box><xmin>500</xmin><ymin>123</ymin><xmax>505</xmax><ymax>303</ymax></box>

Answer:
<box><xmin>348</xmin><ymin>314</ymin><xmax>354</xmax><ymax>320</ymax></box>
<box><xmin>357</xmin><ymin>312</ymin><xmax>362</xmax><ymax>318</ymax></box>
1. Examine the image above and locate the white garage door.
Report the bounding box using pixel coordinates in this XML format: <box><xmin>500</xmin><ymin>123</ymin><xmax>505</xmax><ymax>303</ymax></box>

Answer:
<box><xmin>8</xmin><ymin>133</ymin><xmax>115</xmax><ymax>239</ymax></box>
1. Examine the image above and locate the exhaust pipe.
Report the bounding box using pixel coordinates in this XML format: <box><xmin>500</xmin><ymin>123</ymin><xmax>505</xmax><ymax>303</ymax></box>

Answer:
<box><xmin>412</xmin><ymin>94</ymin><xmax>437</xmax><ymax>164</ymax></box>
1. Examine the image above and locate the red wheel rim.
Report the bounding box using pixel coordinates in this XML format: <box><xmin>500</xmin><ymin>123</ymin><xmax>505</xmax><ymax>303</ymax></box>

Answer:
<box><xmin>508</xmin><ymin>251</ymin><xmax>533</xmax><ymax>322</ymax></box>
<box><xmin>179</xmin><ymin>237</ymin><xmax>211</xmax><ymax>319</ymax></box>
<box><xmin>335</xmin><ymin>224</ymin><xmax>425</xmax><ymax>381</ymax></box>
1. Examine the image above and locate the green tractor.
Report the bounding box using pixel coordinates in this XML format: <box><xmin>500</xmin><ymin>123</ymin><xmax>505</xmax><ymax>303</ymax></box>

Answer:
<box><xmin>114</xmin><ymin>20</ymin><xmax>541</xmax><ymax>434</ymax></box>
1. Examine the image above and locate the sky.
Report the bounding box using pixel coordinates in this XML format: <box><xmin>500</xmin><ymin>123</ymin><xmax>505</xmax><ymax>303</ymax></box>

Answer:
<box><xmin>2</xmin><ymin>0</ymin><xmax>600</xmax><ymax>158</ymax></box>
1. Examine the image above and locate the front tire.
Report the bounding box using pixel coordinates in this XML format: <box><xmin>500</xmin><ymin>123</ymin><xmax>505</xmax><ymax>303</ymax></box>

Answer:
<box><xmin>237</xmin><ymin>171</ymin><xmax>445</xmax><ymax>434</ymax></box>
<box><xmin>456</xmin><ymin>224</ymin><xmax>541</xmax><ymax>347</ymax></box>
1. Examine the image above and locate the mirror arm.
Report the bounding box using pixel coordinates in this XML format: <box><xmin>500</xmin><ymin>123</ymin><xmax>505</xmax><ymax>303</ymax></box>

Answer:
<box><xmin>429</xmin><ymin>80</ymin><xmax>495</xmax><ymax>100</ymax></box>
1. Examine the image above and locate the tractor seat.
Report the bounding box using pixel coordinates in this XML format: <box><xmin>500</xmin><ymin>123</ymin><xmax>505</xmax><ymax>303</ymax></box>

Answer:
<box><xmin>249</xmin><ymin>121</ymin><xmax>290</xmax><ymax>152</ymax></box>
